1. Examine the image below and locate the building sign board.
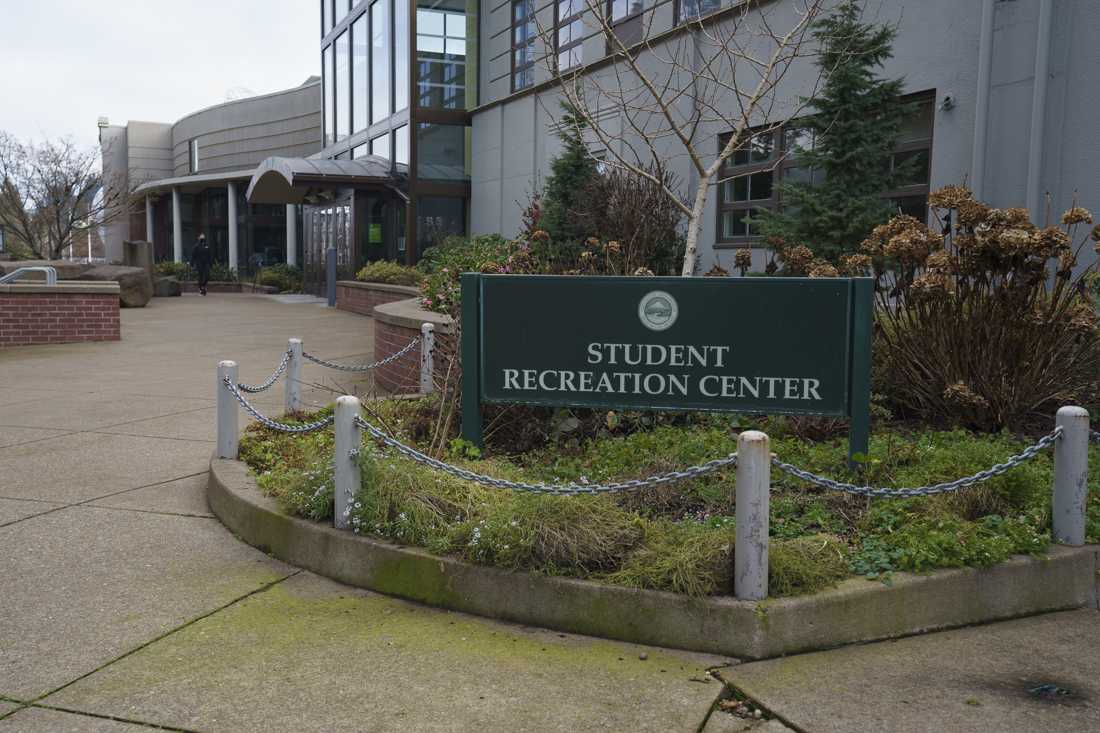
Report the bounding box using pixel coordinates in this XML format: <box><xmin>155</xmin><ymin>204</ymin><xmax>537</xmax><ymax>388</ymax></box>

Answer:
<box><xmin>461</xmin><ymin>274</ymin><xmax>873</xmax><ymax>461</ymax></box>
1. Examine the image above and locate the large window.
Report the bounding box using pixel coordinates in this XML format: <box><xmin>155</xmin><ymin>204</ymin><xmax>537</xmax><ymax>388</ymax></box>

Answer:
<box><xmin>715</xmin><ymin>93</ymin><xmax>935</xmax><ymax>245</ymax></box>
<box><xmin>416</xmin><ymin>123</ymin><xmax>469</xmax><ymax>180</ymax></box>
<box><xmin>395</xmin><ymin>125</ymin><xmax>409</xmax><ymax>165</ymax></box>
<box><xmin>395</xmin><ymin>0</ymin><xmax>409</xmax><ymax>111</ymax></box>
<box><xmin>677</xmin><ymin>0</ymin><xmax>721</xmax><ymax>23</ymax></box>
<box><xmin>511</xmin><ymin>0</ymin><xmax>535</xmax><ymax>91</ymax></box>
<box><xmin>556</xmin><ymin>0</ymin><xmax>583</xmax><ymax>71</ymax></box>
<box><xmin>352</xmin><ymin>14</ymin><xmax>368</xmax><ymax>132</ymax></box>
<box><xmin>334</xmin><ymin>30</ymin><xmax>350</xmax><ymax>141</ymax></box>
<box><xmin>372</xmin><ymin>132</ymin><xmax>391</xmax><ymax>159</ymax></box>
<box><xmin>372</xmin><ymin>0</ymin><xmax>391</xmax><ymax>123</ymax></box>
<box><xmin>417</xmin><ymin>196</ymin><xmax>466</xmax><ymax>250</ymax></box>
<box><xmin>417</xmin><ymin>0</ymin><xmax>468</xmax><ymax>109</ymax></box>
<box><xmin>188</xmin><ymin>139</ymin><xmax>199</xmax><ymax>173</ymax></box>
<box><xmin>323</xmin><ymin>44</ymin><xmax>335</xmax><ymax>147</ymax></box>
<box><xmin>322</xmin><ymin>0</ymin><xmax>332</xmax><ymax>36</ymax></box>
<box><xmin>609</xmin><ymin>0</ymin><xmax>649</xmax><ymax>46</ymax></box>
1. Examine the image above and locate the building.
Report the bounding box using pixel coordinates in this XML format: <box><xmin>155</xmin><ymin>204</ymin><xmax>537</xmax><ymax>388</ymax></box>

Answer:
<box><xmin>104</xmin><ymin>0</ymin><xmax>1100</xmax><ymax>281</ymax></box>
<box><xmin>98</xmin><ymin>77</ymin><xmax>322</xmax><ymax>274</ymax></box>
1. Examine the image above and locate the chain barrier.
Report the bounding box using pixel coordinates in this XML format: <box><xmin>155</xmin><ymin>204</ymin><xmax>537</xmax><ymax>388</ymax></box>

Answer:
<box><xmin>222</xmin><ymin>377</ymin><xmax>334</xmax><ymax>434</ymax></box>
<box><xmin>237</xmin><ymin>350</ymin><xmax>292</xmax><ymax>394</ymax></box>
<box><xmin>770</xmin><ymin>427</ymin><xmax>1062</xmax><ymax>498</ymax></box>
<box><xmin>302</xmin><ymin>337</ymin><xmax>420</xmax><ymax>373</ymax></box>
<box><xmin>351</xmin><ymin>414</ymin><xmax>738</xmax><ymax>495</ymax></box>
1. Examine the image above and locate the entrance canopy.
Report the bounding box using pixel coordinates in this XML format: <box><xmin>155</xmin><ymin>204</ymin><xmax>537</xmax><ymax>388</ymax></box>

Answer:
<box><xmin>245</xmin><ymin>156</ymin><xmax>405</xmax><ymax>204</ymax></box>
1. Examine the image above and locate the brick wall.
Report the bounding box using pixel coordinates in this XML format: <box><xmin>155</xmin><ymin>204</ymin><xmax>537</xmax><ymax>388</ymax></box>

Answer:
<box><xmin>337</xmin><ymin>282</ymin><xmax>419</xmax><ymax>316</ymax></box>
<box><xmin>374</xmin><ymin>319</ymin><xmax>457</xmax><ymax>395</ymax></box>
<box><xmin>0</xmin><ymin>290</ymin><xmax>120</xmax><ymax>347</ymax></box>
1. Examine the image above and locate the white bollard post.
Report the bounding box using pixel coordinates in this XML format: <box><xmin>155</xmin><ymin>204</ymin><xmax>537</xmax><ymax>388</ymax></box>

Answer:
<box><xmin>285</xmin><ymin>338</ymin><xmax>302</xmax><ymax>414</ymax></box>
<box><xmin>420</xmin><ymin>323</ymin><xmax>435</xmax><ymax>395</ymax></box>
<box><xmin>735</xmin><ymin>430</ymin><xmax>770</xmax><ymax>601</ymax></box>
<box><xmin>1053</xmin><ymin>406</ymin><xmax>1089</xmax><ymax>546</ymax></box>
<box><xmin>217</xmin><ymin>360</ymin><xmax>239</xmax><ymax>459</ymax></box>
<box><xmin>333</xmin><ymin>396</ymin><xmax>362</xmax><ymax>530</ymax></box>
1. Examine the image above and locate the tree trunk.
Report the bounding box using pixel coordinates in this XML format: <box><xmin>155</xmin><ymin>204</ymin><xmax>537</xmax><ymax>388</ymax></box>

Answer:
<box><xmin>680</xmin><ymin>175</ymin><xmax>712</xmax><ymax>276</ymax></box>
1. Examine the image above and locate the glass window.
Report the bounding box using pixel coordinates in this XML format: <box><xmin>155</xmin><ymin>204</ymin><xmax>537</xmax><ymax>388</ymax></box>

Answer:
<box><xmin>511</xmin><ymin>0</ymin><xmax>534</xmax><ymax>91</ymax></box>
<box><xmin>372</xmin><ymin>0</ymin><xmax>391</xmax><ymax>123</ymax></box>
<box><xmin>395</xmin><ymin>0</ymin><xmax>409</xmax><ymax>111</ymax></box>
<box><xmin>371</xmin><ymin>132</ymin><xmax>391</xmax><ymax>159</ymax></box>
<box><xmin>417</xmin><ymin>196</ymin><xmax>466</xmax><ymax>251</ymax></box>
<box><xmin>322</xmin><ymin>0</ymin><xmax>332</xmax><ymax>35</ymax></box>
<box><xmin>678</xmin><ymin>0</ymin><xmax>720</xmax><ymax>22</ymax></box>
<box><xmin>556</xmin><ymin>2</ymin><xmax>583</xmax><ymax>71</ymax></box>
<box><xmin>334</xmin><ymin>31</ymin><xmax>349</xmax><ymax>141</ymax></box>
<box><xmin>188</xmin><ymin>139</ymin><xmax>199</xmax><ymax>173</ymax></box>
<box><xmin>418</xmin><ymin>0</ymin><xmax>468</xmax><ymax>108</ymax></box>
<box><xmin>351</xmin><ymin>143</ymin><xmax>369</xmax><ymax>159</ymax></box>
<box><xmin>716</xmin><ymin>129</ymin><xmax>778</xmax><ymax>243</ymax></box>
<box><xmin>323</xmin><ymin>44</ymin><xmax>335</xmax><ymax>147</ymax></box>
<box><xmin>416</xmin><ymin>123</ymin><xmax>469</xmax><ymax>180</ymax></box>
<box><xmin>352</xmin><ymin>14</ymin><xmax>368</xmax><ymax>132</ymax></box>
<box><xmin>609</xmin><ymin>0</ymin><xmax>650</xmax><ymax>45</ymax></box>
<box><xmin>394</xmin><ymin>125</ymin><xmax>409</xmax><ymax>165</ymax></box>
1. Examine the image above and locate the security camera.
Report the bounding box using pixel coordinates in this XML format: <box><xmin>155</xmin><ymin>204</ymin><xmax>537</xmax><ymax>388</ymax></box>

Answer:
<box><xmin>939</xmin><ymin>94</ymin><xmax>956</xmax><ymax>111</ymax></box>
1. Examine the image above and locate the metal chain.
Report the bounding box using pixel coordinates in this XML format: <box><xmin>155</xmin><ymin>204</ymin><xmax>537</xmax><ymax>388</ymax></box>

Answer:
<box><xmin>237</xmin><ymin>350</ymin><xmax>292</xmax><ymax>393</ymax></box>
<box><xmin>222</xmin><ymin>377</ymin><xmax>334</xmax><ymax>433</ymax></box>
<box><xmin>302</xmin><ymin>337</ymin><xmax>420</xmax><ymax>373</ymax></box>
<box><xmin>770</xmin><ymin>427</ymin><xmax>1062</xmax><ymax>498</ymax></box>
<box><xmin>1091</xmin><ymin>430</ymin><xmax>1100</xmax><ymax>445</ymax></box>
<box><xmin>352</xmin><ymin>415</ymin><xmax>737</xmax><ymax>495</ymax></box>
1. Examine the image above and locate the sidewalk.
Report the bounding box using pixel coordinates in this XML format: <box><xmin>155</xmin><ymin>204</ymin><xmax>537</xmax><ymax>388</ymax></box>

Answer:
<box><xmin>1</xmin><ymin>294</ymin><xmax>1096</xmax><ymax>731</ymax></box>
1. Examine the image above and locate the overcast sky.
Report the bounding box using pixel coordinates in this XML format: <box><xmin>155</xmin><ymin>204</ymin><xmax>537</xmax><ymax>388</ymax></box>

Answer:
<box><xmin>0</xmin><ymin>0</ymin><xmax>318</xmax><ymax>149</ymax></box>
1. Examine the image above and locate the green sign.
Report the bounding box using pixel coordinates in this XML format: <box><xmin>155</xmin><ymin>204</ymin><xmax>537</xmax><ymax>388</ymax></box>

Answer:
<box><xmin>462</xmin><ymin>274</ymin><xmax>873</xmax><ymax>462</ymax></box>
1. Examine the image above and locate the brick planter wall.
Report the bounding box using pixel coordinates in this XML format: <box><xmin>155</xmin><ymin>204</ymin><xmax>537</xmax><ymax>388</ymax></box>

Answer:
<box><xmin>337</xmin><ymin>281</ymin><xmax>420</xmax><ymax>316</ymax></box>
<box><xmin>372</xmin><ymin>299</ymin><xmax>454</xmax><ymax>395</ymax></box>
<box><xmin>0</xmin><ymin>284</ymin><xmax>121</xmax><ymax>347</ymax></box>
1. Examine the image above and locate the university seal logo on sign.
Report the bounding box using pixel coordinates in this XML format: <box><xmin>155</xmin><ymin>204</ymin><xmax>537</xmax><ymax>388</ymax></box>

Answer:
<box><xmin>638</xmin><ymin>291</ymin><xmax>678</xmax><ymax>331</ymax></box>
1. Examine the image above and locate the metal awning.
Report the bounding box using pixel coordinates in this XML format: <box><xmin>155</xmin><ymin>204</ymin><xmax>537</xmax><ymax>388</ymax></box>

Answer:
<box><xmin>132</xmin><ymin>169</ymin><xmax>255</xmax><ymax>196</ymax></box>
<box><xmin>245</xmin><ymin>156</ymin><xmax>406</xmax><ymax>204</ymax></box>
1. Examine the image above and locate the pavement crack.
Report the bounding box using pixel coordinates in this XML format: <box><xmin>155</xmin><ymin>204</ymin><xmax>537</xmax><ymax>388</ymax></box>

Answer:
<box><xmin>33</xmin><ymin>570</ymin><xmax>303</xmax><ymax>705</ymax></box>
<box><xmin>27</xmin><ymin>703</ymin><xmax>202</xmax><ymax>732</ymax></box>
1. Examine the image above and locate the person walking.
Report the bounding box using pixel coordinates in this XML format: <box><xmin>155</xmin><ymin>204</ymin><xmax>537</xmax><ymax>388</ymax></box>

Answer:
<box><xmin>191</xmin><ymin>234</ymin><xmax>212</xmax><ymax>296</ymax></box>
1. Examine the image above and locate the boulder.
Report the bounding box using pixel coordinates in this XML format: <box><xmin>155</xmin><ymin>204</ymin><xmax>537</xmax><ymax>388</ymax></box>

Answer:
<box><xmin>0</xmin><ymin>259</ymin><xmax>94</xmax><ymax>281</ymax></box>
<box><xmin>75</xmin><ymin>265</ymin><xmax>153</xmax><ymax>308</ymax></box>
<box><xmin>153</xmin><ymin>276</ymin><xmax>182</xmax><ymax>297</ymax></box>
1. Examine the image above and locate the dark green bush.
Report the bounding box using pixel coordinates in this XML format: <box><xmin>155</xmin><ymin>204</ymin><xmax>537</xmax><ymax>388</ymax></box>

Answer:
<box><xmin>356</xmin><ymin>260</ymin><xmax>422</xmax><ymax>286</ymax></box>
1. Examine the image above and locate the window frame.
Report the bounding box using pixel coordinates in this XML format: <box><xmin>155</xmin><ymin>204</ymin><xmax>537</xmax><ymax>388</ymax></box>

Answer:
<box><xmin>674</xmin><ymin>0</ymin><xmax>722</xmax><ymax>26</ymax></box>
<box><xmin>188</xmin><ymin>139</ymin><xmax>200</xmax><ymax>174</ymax></box>
<box><xmin>714</xmin><ymin>91</ymin><xmax>936</xmax><ymax>247</ymax></box>
<box><xmin>511</xmin><ymin>0</ymin><xmax>536</xmax><ymax>93</ymax></box>
<box><xmin>554</xmin><ymin>0</ymin><xmax>584</xmax><ymax>72</ymax></box>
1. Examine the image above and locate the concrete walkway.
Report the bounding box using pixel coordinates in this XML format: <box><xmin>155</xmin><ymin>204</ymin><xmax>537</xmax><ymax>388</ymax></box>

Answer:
<box><xmin>2</xmin><ymin>294</ymin><xmax>1097</xmax><ymax>732</ymax></box>
<box><xmin>0</xmin><ymin>295</ymin><xmax>728</xmax><ymax>732</ymax></box>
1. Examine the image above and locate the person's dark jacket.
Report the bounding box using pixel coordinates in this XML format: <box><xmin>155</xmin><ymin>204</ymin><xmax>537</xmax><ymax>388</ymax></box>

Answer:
<box><xmin>191</xmin><ymin>241</ymin><xmax>212</xmax><ymax>275</ymax></box>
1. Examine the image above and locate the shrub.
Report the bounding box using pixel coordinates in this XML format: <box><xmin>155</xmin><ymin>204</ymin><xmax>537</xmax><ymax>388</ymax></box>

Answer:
<box><xmin>418</xmin><ymin>234</ymin><xmax>537</xmax><ymax>318</ymax></box>
<box><xmin>356</xmin><ymin>260</ymin><xmax>422</xmax><ymax>286</ymax></box>
<box><xmin>860</xmin><ymin>187</ymin><xmax>1100</xmax><ymax>430</ymax></box>
<box><xmin>154</xmin><ymin>261</ymin><xmax>192</xmax><ymax>279</ymax></box>
<box><xmin>209</xmin><ymin>262</ymin><xmax>238</xmax><ymax>282</ymax></box>
<box><xmin>257</xmin><ymin>263</ymin><xmax>302</xmax><ymax>292</ymax></box>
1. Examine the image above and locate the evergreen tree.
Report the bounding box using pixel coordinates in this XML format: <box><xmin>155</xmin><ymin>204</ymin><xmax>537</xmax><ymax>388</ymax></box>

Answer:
<box><xmin>755</xmin><ymin>1</ymin><xmax>916</xmax><ymax>261</ymax></box>
<box><xmin>540</xmin><ymin>102</ymin><xmax>599</xmax><ymax>243</ymax></box>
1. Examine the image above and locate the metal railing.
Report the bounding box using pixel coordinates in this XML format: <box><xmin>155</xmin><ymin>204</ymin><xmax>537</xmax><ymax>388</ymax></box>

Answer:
<box><xmin>214</xmin><ymin>351</ymin><xmax>1092</xmax><ymax>603</ymax></box>
<box><xmin>0</xmin><ymin>266</ymin><xmax>58</xmax><ymax>286</ymax></box>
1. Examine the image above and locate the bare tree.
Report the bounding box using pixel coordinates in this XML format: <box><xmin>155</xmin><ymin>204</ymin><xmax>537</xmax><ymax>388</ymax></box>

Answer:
<box><xmin>0</xmin><ymin>132</ymin><xmax>135</xmax><ymax>260</ymax></box>
<box><xmin>536</xmin><ymin>0</ymin><xmax>827</xmax><ymax>275</ymax></box>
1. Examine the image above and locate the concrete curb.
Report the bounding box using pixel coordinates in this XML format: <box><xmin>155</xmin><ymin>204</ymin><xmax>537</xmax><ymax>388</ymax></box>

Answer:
<box><xmin>209</xmin><ymin>455</ymin><xmax>1100</xmax><ymax>659</ymax></box>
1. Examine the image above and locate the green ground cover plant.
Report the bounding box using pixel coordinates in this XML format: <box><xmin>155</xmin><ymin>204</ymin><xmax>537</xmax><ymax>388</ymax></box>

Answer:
<box><xmin>356</xmin><ymin>260</ymin><xmax>423</xmax><ymax>287</ymax></box>
<box><xmin>240</xmin><ymin>400</ymin><xmax>1095</xmax><ymax>598</ymax></box>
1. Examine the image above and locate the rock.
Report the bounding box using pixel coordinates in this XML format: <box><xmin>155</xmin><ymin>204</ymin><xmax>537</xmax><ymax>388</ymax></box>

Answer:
<box><xmin>153</xmin><ymin>276</ymin><xmax>182</xmax><ymax>297</ymax></box>
<box><xmin>75</xmin><ymin>265</ymin><xmax>153</xmax><ymax>308</ymax></box>
<box><xmin>0</xmin><ymin>259</ymin><xmax>93</xmax><ymax>281</ymax></box>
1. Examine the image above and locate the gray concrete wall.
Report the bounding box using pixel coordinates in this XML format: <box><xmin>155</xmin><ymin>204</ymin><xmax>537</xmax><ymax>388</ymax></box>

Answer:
<box><xmin>470</xmin><ymin>0</ymin><xmax>1100</xmax><ymax>273</ymax></box>
<box><xmin>98</xmin><ymin>125</ymin><xmax>131</xmax><ymax>263</ymax></box>
<box><xmin>125</xmin><ymin>122</ymin><xmax>173</xmax><ymax>187</ymax></box>
<box><xmin>170</xmin><ymin>80</ymin><xmax>322</xmax><ymax>176</ymax></box>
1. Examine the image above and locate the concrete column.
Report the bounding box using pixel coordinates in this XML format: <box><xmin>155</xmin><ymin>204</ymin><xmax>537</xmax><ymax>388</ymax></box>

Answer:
<box><xmin>334</xmin><ymin>396</ymin><xmax>362</xmax><ymax>530</ymax></box>
<box><xmin>285</xmin><ymin>338</ymin><xmax>302</xmax><ymax>415</ymax></box>
<box><xmin>216</xmin><ymin>361</ymin><xmax>239</xmax><ymax>459</ymax></box>
<box><xmin>286</xmin><ymin>204</ymin><xmax>298</xmax><ymax>267</ymax></box>
<box><xmin>145</xmin><ymin>196</ymin><xmax>155</xmax><ymax>247</ymax></box>
<box><xmin>227</xmin><ymin>181</ymin><xmax>239</xmax><ymax>273</ymax></box>
<box><xmin>1053</xmin><ymin>406</ymin><xmax>1089</xmax><ymax>546</ymax></box>
<box><xmin>734</xmin><ymin>430</ymin><xmax>770</xmax><ymax>601</ymax></box>
<box><xmin>172</xmin><ymin>187</ymin><xmax>183</xmax><ymax>263</ymax></box>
